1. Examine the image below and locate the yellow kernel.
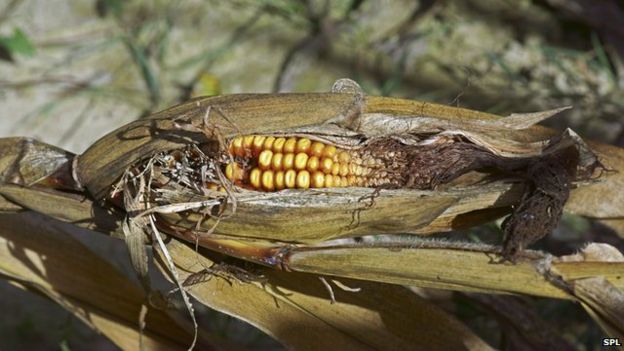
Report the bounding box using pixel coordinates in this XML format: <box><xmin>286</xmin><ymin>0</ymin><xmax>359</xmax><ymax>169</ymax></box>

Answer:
<box><xmin>263</xmin><ymin>136</ymin><xmax>276</xmax><ymax>150</ymax></box>
<box><xmin>320</xmin><ymin>157</ymin><xmax>333</xmax><ymax>173</ymax></box>
<box><xmin>341</xmin><ymin>176</ymin><xmax>348</xmax><ymax>187</ymax></box>
<box><xmin>311</xmin><ymin>171</ymin><xmax>325</xmax><ymax>188</ymax></box>
<box><xmin>296</xmin><ymin>138</ymin><xmax>311</xmax><ymax>153</ymax></box>
<box><xmin>331</xmin><ymin>162</ymin><xmax>340</xmax><ymax>176</ymax></box>
<box><xmin>258</xmin><ymin>150</ymin><xmax>273</xmax><ymax>170</ymax></box>
<box><xmin>252</xmin><ymin>136</ymin><xmax>266</xmax><ymax>155</ymax></box>
<box><xmin>307</xmin><ymin>156</ymin><xmax>320</xmax><ymax>172</ymax></box>
<box><xmin>262</xmin><ymin>170</ymin><xmax>275</xmax><ymax>191</ymax></box>
<box><xmin>275</xmin><ymin>171</ymin><xmax>285</xmax><ymax>190</ymax></box>
<box><xmin>341</xmin><ymin>176</ymin><xmax>349</xmax><ymax>187</ymax></box>
<box><xmin>322</xmin><ymin>145</ymin><xmax>337</xmax><ymax>159</ymax></box>
<box><xmin>272</xmin><ymin>153</ymin><xmax>284</xmax><ymax>170</ymax></box>
<box><xmin>273</xmin><ymin>137</ymin><xmax>286</xmax><ymax>153</ymax></box>
<box><xmin>296</xmin><ymin>170</ymin><xmax>310</xmax><ymax>189</ymax></box>
<box><xmin>225</xmin><ymin>163</ymin><xmax>244</xmax><ymax>181</ymax></box>
<box><xmin>334</xmin><ymin>176</ymin><xmax>343</xmax><ymax>187</ymax></box>
<box><xmin>283</xmin><ymin>137</ymin><xmax>297</xmax><ymax>153</ymax></box>
<box><xmin>347</xmin><ymin>175</ymin><xmax>356</xmax><ymax>186</ymax></box>
<box><xmin>310</xmin><ymin>141</ymin><xmax>325</xmax><ymax>157</ymax></box>
<box><xmin>283</xmin><ymin>153</ymin><xmax>295</xmax><ymax>170</ymax></box>
<box><xmin>338</xmin><ymin>151</ymin><xmax>351</xmax><ymax>163</ymax></box>
<box><xmin>243</xmin><ymin>135</ymin><xmax>254</xmax><ymax>149</ymax></box>
<box><xmin>249</xmin><ymin>168</ymin><xmax>261</xmax><ymax>189</ymax></box>
<box><xmin>225</xmin><ymin>163</ymin><xmax>234</xmax><ymax>180</ymax></box>
<box><xmin>339</xmin><ymin>163</ymin><xmax>349</xmax><ymax>177</ymax></box>
<box><xmin>324</xmin><ymin>174</ymin><xmax>334</xmax><ymax>187</ymax></box>
<box><xmin>294</xmin><ymin>153</ymin><xmax>309</xmax><ymax>170</ymax></box>
<box><xmin>231</xmin><ymin>137</ymin><xmax>244</xmax><ymax>157</ymax></box>
<box><xmin>284</xmin><ymin>169</ymin><xmax>297</xmax><ymax>188</ymax></box>
<box><xmin>207</xmin><ymin>183</ymin><xmax>219</xmax><ymax>190</ymax></box>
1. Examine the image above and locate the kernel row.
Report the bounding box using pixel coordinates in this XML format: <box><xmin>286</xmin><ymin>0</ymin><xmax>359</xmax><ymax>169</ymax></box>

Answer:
<box><xmin>248</xmin><ymin>168</ymin><xmax>363</xmax><ymax>191</ymax></box>
<box><xmin>229</xmin><ymin>135</ymin><xmax>340</xmax><ymax>159</ymax></box>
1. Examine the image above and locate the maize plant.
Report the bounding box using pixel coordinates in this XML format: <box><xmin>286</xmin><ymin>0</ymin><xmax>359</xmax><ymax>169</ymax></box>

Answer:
<box><xmin>1</xmin><ymin>80</ymin><xmax>623</xmax><ymax>350</ymax></box>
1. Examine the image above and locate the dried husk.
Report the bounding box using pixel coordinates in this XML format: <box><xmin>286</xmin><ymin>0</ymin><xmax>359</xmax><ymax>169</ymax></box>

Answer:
<box><xmin>0</xmin><ymin>137</ymin><xmax>74</xmax><ymax>187</ymax></box>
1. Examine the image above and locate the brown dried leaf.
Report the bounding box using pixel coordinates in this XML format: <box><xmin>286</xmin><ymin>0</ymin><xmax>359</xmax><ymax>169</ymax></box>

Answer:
<box><xmin>284</xmin><ymin>242</ymin><xmax>571</xmax><ymax>299</ymax></box>
<box><xmin>0</xmin><ymin>211</ymin><xmax>217</xmax><ymax>351</ymax></box>
<box><xmin>161</xmin><ymin>239</ymin><xmax>494</xmax><ymax>351</ymax></box>
<box><xmin>0</xmin><ymin>137</ymin><xmax>75</xmax><ymax>188</ymax></box>
<box><xmin>573</xmin><ymin>277</ymin><xmax>624</xmax><ymax>339</ymax></box>
<box><xmin>566</xmin><ymin>142</ymin><xmax>624</xmax><ymax>219</ymax></box>
<box><xmin>0</xmin><ymin>184</ymin><xmax>123</xmax><ymax>237</ymax></box>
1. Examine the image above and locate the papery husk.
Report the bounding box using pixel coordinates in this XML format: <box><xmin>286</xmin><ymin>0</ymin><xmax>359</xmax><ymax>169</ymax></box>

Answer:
<box><xmin>0</xmin><ymin>137</ymin><xmax>78</xmax><ymax>190</ymax></box>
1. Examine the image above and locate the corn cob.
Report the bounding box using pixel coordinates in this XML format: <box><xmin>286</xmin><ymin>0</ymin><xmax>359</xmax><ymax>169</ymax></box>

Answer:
<box><xmin>225</xmin><ymin>135</ymin><xmax>390</xmax><ymax>190</ymax></box>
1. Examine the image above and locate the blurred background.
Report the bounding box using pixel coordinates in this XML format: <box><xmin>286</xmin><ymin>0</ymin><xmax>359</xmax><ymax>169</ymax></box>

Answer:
<box><xmin>1</xmin><ymin>0</ymin><xmax>623</xmax><ymax>350</ymax></box>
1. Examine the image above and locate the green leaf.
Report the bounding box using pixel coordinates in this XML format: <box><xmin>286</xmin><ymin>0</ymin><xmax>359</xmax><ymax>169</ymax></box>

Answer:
<box><xmin>0</xmin><ymin>28</ymin><xmax>36</xmax><ymax>61</ymax></box>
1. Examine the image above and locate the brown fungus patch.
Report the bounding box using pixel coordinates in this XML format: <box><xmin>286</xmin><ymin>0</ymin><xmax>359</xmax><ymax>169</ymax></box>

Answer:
<box><xmin>357</xmin><ymin>139</ymin><xmax>521</xmax><ymax>190</ymax></box>
<box><xmin>357</xmin><ymin>137</ymin><xmax>604</xmax><ymax>261</ymax></box>
<box><xmin>500</xmin><ymin>146</ymin><xmax>581</xmax><ymax>261</ymax></box>
<box><xmin>363</xmin><ymin>139</ymin><xmax>600</xmax><ymax>261</ymax></box>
